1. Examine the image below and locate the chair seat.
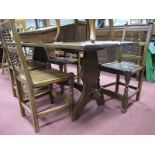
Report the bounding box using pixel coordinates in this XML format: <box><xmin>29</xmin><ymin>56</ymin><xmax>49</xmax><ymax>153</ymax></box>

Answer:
<box><xmin>48</xmin><ymin>56</ymin><xmax>78</xmax><ymax>65</ymax></box>
<box><xmin>100</xmin><ymin>61</ymin><xmax>143</xmax><ymax>75</ymax></box>
<box><xmin>27</xmin><ymin>60</ymin><xmax>48</xmax><ymax>70</ymax></box>
<box><xmin>17</xmin><ymin>69</ymin><xmax>73</xmax><ymax>87</ymax></box>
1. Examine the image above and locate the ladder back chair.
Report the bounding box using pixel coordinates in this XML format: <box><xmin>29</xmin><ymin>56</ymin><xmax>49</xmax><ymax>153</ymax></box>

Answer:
<box><xmin>99</xmin><ymin>24</ymin><xmax>152</xmax><ymax>112</ymax></box>
<box><xmin>0</xmin><ymin>20</ymin><xmax>75</xmax><ymax>133</ymax></box>
<box><xmin>0</xmin><ymin>19</ymin><xmax>61</xmax><ymax>97</ymax></box>
<box><xmin>1</xmin><ymin>19</ymin><xmax>37</xmax><ymax>75</ymax></box>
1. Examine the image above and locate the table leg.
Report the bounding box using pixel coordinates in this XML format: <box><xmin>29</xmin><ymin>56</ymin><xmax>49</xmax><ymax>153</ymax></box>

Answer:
<box><xmin>72</xmin><ymin>50</ymin><xmax>104</xmax><ymax>120</ymax></box>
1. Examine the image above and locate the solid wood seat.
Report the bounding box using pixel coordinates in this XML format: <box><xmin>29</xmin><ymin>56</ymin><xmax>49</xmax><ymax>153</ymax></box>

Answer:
<box><xmin>18</xmin><ymin>68</ymin><xmax>73</xmax><ymax>87</ymax></box>
<box><xmin>100</xmin><ymin>61</ymin><xmax>143</xmax><ymax>75</ymax></box>
<box><xmin>49</xmin><ymin>56</ymin><xmax>78</xmax><ymax>65</ymax></box>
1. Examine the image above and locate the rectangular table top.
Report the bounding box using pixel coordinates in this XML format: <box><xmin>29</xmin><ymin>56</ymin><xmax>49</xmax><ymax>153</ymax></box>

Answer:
<box><xmin>22</xmin><ymin>41</ymin><xmax>136</xmax><ymax>52</ymax></box>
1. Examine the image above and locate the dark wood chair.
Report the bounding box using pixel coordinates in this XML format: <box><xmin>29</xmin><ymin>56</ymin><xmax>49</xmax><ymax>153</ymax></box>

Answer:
<box><xmin>0</xmin><ymin>20</ymin><xmax>75</xmax><ymax>133</ymax></box>
<box><xmin>47</xmin><ymin>20</ymin><xmax>82</xmax><ymax>84</ymax></box>
<box><xmin>48</xmin><ymin>51</ymin><xmax>82</xmax><ymax>85</ymax></box>
<box><xmin>99</xmin><ymin>24</ymin><xmax>152</xmax><ymax>112</ymax></box>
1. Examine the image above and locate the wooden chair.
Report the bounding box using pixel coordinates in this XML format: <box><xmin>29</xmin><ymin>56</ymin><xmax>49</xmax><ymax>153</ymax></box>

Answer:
<box><xmin>1</xmin><ymin>28</ymin><xmax>49</xmax><ymax>97</ymax></box>
<box><xmin>47</xmin><ymin>20</ymin><xmax>82</xmax><ymax>84</ymax></box>
<box><xmin>1</xmin><ymin>20</ymin><xmax>38</xmax><ymax>76</ymax></box>
<box><xmin>48</xmin><ymin>51</ymin><xmax>82</xmax><ymax>84</ymax></box>
<box><xmin>0</xmin><ymin>20</ymin><xmax>52</xmax><ymax>97</ymax></box>
<box><xmin>99</xmin><ymin>24</ymin><xmax>152</xmax><ymax>112</ymax></box>
<box><xmin>1</xmin><ymin>46</ymin><xmax>8</xmax><ymax>74</ymax></box>
<box><xmin>0</xmin><ymin>20</ymin><xmax>75</xmax><ymax>132</ymax></box>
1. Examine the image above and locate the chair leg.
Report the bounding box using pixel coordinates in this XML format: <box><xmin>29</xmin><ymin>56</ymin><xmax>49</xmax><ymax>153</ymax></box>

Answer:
<box><xmin>64</xmin><ymin>64</ymin><xmax>67</xmax><ymax>73</ymax></box>
<box><xmin>68</xmin><ymin>74</ymin><xmax>75</xmax><ymax>116</ymax></box>
<box><xmin>9</xmin><ymin>69</ymin><xmax>17</xmax><ymax>97</ymax></box>
<box><xmin>59</xmin><ymin>64</ymin><xmax>63</xmax><ymax>72</ymax></box>
<box><xmin>121</xmin><ymin>74</ymin><xmax>130</xmax><ymax>113</ymax></box>
<box><xmin>49</xmin><ymin>84</ymin><xmax>54</xmax><ymax>104</ymax></box>
<box><xmin>15</xmin><ymin>79</ymin><xmax>26</xmax><ymax>116</ymax></box>
<box><xmin>97</xmin><ymin>73</ymin><xmax>100</xmax><ymax>88</ymax></box>
<box><xmin>60</xmin><ymin>84</ymin><xmax>64</xmax><ymax>94</ymax></box>
<box><xmin>32</xmin><ymin>117</ymin><xmax>40</xmax><ymax>133</ymax></box>
<box><xmin>59</xmin><ymin>64</ymin><xmax>65</xmax><ymax>94</ymax></box>
<box><xmin>63</xmin><ymin>53</ymin><xmax>67</xmax><ymax>73</ymax></box>
<box><xmin>115</xmin><ymin>74</ymin><xmax>120</xmax><ymax>93</ymax></box>
<box><xmin>136</xmin><ymin>70</ymin><xmax>144</xmax><ymax>101</ymax></box>
<box><xmin>29</xmin><ymin>91</ymin><xmax>40</xmax><ymax>133</ymax></box>
<box><xmin>1</xmin><ymin>52</ymin><xmax>6</xmax><ymax>74</ymax></box>
<box><xmin>23</xmin><ymin>47</ymin><xmax>28</xmax><ymax>55</ymax></box>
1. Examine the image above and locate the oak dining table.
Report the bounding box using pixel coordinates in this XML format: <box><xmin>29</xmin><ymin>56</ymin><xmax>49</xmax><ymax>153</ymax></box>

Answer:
<box><xmin>22</xmin><ymin>40</ymin><xmax>136</xmax><ymax>120</ymax></box>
